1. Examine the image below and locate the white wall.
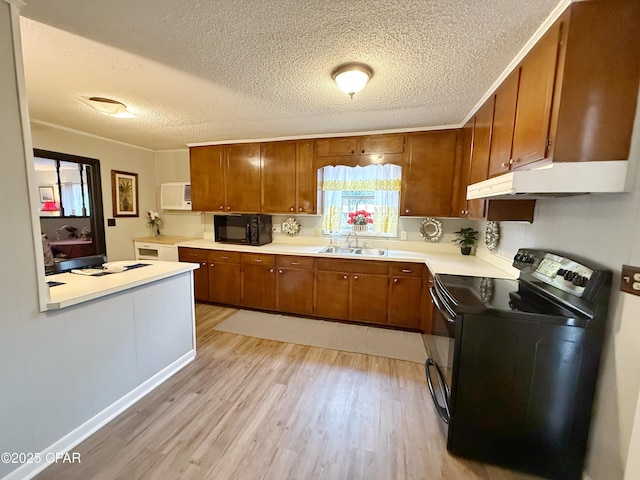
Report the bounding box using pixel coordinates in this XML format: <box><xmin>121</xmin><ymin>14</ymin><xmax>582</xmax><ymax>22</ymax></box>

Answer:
<box><xmin>478</xmin><ymin>87</ymin><xmax>640</xmax><ymax>479</ymax></box>
<box><xmin>30</xmin><ymin>122</ymin><xmax>157</xmax><ymax>261</ymax></box>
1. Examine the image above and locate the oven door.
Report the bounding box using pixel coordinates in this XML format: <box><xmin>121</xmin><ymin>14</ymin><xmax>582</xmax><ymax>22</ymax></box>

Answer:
<box><xmin>424</xmin><ymin>282</ymin><xmax>457</xmax><ymax>424</ymax></box>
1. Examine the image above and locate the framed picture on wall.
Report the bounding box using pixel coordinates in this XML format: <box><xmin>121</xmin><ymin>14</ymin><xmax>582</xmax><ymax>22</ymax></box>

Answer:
<box><xmin>111</xmin><ymin>170</ymin><xmax>139</xmax><ymax>217</ymax></box>
<box><xmin>39</xmin><ymin>185</ymin><xmax>55</xmax><ymax>203</ymax></box>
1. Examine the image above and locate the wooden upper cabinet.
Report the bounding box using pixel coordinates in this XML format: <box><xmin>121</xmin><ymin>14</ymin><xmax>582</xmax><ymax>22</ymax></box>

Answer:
<box><xmin>225</xmin><ymin>143</ymin><xmax>262</xmax><ymax>213</ymax></box>
<box><xmin>357</xmin><ymin>134</ymin><xmax>405</xmax><ymax>155</ymax></box>
<box><xmin>296</xmin><ymin>140</ymin><xmax>316</xmax><ymax>214</ymax></box>
<box><xmin>261</xmin><ymin>141</ymin><xmax>297</xmax><ymax>213</ymax></box>
<box><xmin>467</xmin><ymin>97</ymin><xmax>495</xmax><ymax>219</ymax></box>
<box><xmin>402</xmin><ymin>130</ymin><xmax>459</xmax><ymax>217</ymax></box>
<box><xmin>189</xmin><ymin>145</ymin><xmax>225</xmax><ymax>211</ymax></box>
<box><xmin>316</xmin><ymin>133</ymin><xmax>405</xmax><ymax>157</ymax></box>
<box><xmin>511</xmin><ymin>22</ymin><xmax>561</xmax><ymax>169</ymax></box>
<box><xmin>489</xmin><ymin>69</ymin><xmax>520</xmax><ymax>177</ymax></box>
<box><xmin>456</xmin><ymin>118</ymin><xmax>474</xmax><ymax>217</ymax></box>
<box><xmin>316</xmin><ymin>137</ymin><xmax>357</xmax><ymax>157</ymax></box>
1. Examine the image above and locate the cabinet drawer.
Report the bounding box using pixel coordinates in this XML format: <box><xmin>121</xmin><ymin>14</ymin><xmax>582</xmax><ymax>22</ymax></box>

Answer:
<box><xmin>315</xmin><ymin>258</ymin><xmax>389</xmax><ymax>275</ymax></box>
<box><xmin>389</xmin><ymin>263</ymin><xmax>423</xmax><ymax>277</ymax></box>
<box><xmin>208</xmin><ymin>250</ymin><xmax>241</xmax><ymax>263</ymax></box>
<box><xmin>241</xmin><ymin>253</ymin><xmax>275</xmax><ymax>266</ymax></box>
<box><xmin>178</xmin><ymin>247</ymin><xmax>208</xmax><ymax>262</ymax></box>
<box><xmin>276</xmin><ymin>255</ymin><xmax>314</xmax><ymax>269</ymax></box>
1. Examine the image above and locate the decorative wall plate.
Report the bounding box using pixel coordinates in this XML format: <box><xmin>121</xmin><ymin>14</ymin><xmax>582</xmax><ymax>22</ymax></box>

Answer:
<box><xmin>282</xmin><ymin>217</ymin><xmax>301</xmax><ymax>236</ymax></box>
<box><xmin>484</xmin><ymin>221</ymin><xmax>500</xmax><ymax>251</ymax></box>
<box><xmin>419</xmin><ymin>218</ymin><xmax>443</xmax><ymax>243</ymax></box>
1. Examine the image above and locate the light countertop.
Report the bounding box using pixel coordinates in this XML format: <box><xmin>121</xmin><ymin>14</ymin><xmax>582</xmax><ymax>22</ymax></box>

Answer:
<box><xmin>176</xmin><ymin>238</ymin><xmax>518</xmax><ymax>279</ymax></box>
<box><xmin>46</xmin><ymin>261</ymin><xmax>198</xmax><ymax>310</ymax></box>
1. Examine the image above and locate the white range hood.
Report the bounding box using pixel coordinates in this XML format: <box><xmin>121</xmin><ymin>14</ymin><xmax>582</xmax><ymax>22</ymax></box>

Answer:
<box><xmin>466</xmin><ymin>161</ymin><xmax>631</xmax><ymax>200</ymax></box>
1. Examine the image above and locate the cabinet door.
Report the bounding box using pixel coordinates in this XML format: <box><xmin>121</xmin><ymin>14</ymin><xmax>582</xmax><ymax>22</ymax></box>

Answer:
<box><xmin>242</xmin><ymin>264</ymin><xmax>277</xmax><ymax>310</ymax></box>
<box><xmin>178</xmin><ymin>248</ymin><xmax>209</xmax><ymax>302</ymax></box>
<box><xmin>316</xmin><ymin>137</ymin><xmax>357</xmax><ymax>157</ymax></box>
<box><xmin>296</xmin><ymin>140</ymin><xmax>316</xmax><ymax>214</ymax></box>
<box><xmin>511</xmin><ymin>22</ymin><xmax>561</xmax><ymax>169</ymax></box>
<box><xmin>489</xmin><ymin>69</ymin><xmax>520</xmax><ymax>177</ymax></box>
<box><xmin>209</xmin><ymin>262</ymin><xmax>241</xmax><ymax>305</ymax></box>
<box><xmin>402</xmin><ymin>130</ymin><xmax>459</xmax><ymax>216</ymax></box>
<box><xmin>261</xmin><ymin>141</ymin><xmax>297</xmax><ymax>214</ymax></box>
<box><xmin>315</xmin><ymin>271</ymin><xmax>350</xmax><ymax>319</ymax></box>
<box><xmin>456</xmin><ymin>118</ymin><xmax>475</xmax><ymax>217</ymax></box>
<box><xmin>357</xmin><ymin>134</ymin><xmax>405</xmax><ymax>155</ymax></box>
<box><xmin>467</xmin><ymin>97</ymin><xmax>495</xmax><ymax>219</ymax></box>
<box><xmin>277</xmin><ymin>268</ymin><xmax>314</xmax><ymax>315</ymax></box>
<box><xmin>350</xmin><ymin>274</ymin><xmax>388</xmax><ymax>325</ymax></box>
<box><xmin>190</xmin><ymin>146</ymin><xmax>225</xmax><ymax>211</ymax></box>
<box><xmin>388</xmin><ymin>264</ymin><xmax>423</xmax><ymax>329</ymax></box>
<box><xmin>225</xmin><ymin>143</ymin><xmax>262</xmax><ymax>212</ymax></box>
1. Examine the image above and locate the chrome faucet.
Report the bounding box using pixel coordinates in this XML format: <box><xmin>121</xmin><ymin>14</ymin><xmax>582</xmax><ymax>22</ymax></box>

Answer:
<box><xmin>346</xmin><ymin>232</ymin><xmax>359</xmax><ymax>248</ymax></box>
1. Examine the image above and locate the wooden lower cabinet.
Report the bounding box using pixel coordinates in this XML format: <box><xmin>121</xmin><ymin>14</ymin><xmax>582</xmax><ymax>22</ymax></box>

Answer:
<box><xmin>241</xmin><ymin>254</ymin><xmax>276</xmax><ymax>310</ymax></box>
<box><xmin>209</xmin><ymin>251</ymin><xmax>241</xmax><ymax>305</ymax></box>
<box><xmin>185</xmin><ymin>248</ymin><xmax>428</xmax><ymax>331</ymax></box>
<box><xmin>315</xmin><ymin>271</ymin><xmax>351</xmax><ymax>319</ymax></box>
<box><xmin>178</xmin><ymin>247</ymin><xmax>210</xmax><ymax>302</ymax></box>
<box><xmin>276</xmin><ymin>256</ymin><xmax>314</xmax><ymax>316</ymax></box>
<box><xmin>350</xmin><ymin>273</ymin><xmax>388</xmax><ymax>325</ymax></box>
<box><xmin>388</xmin><ymin>263</ymin><xmax>424</xmax><ymax>330</ymax></box>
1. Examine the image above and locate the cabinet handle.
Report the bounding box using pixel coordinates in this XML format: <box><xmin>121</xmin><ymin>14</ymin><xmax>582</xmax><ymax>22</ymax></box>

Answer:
<box><xmin>361</xmin><ymin>149</ymin><xmax>366</xmax><ymax>154</ymax></box>
<box><xmin>201</xmin><ymin>262</ymin><xmax>206</xmax><ymax>266</ymax></box>
<box><xmin>226</xmin><ymin>206</ymin><xmax>231</xmax><ymax>210</ymax></box>
<box><xmin>354</xmin><ymin>275</ymin><xmax>358</xmax><ymax>280</ymax></box>
<box><xmin>299</xmin><ymin>207</ymin><xmax>303</xmax><ymax>212</ymax></box>
<box><xmin>254</xmin><ymin>259</ymin><xmax>263</xmax><ymax>263</ymax></box>
<box><xmin>343</xmin><ymin>275</ymin><xmax>348</xmax><ymax>280</ymax></box>
<box><xmin>279</xmin><ymin>269</ymin><xmax>283</xmax><ymax>274</ymax></box>
<box><xmin>290</xmin><ymin>207</ymin><xmax>294</xmax><ymax>211</ymax></box>
<box><xmin>509</xmin><ymin>159</ymin><xmax>514</xmax><ymax>165</ymax></box>
<box><xmin>269</xmin><ymin>268</ymin><xmax>274</xmax><ymax>273</ymax></box>
<box><xmin>393</xmin><ymin>278</ymin><xmax>398</xmax><ymax>283</ymax></box>
<box><xmin>219</xmin><ymin>206</ymin><xmax>224</xmax><ymax>210</ymax></box>
<box><xmin>221</xmin><ymin>255</ymin><xmax>229</xmax><ymax>260</ymax></box>
<box><xmin>350</xmin><ymin>150</ymin><xmax>355</xmax><ymax>154</ymax></box>
<box><xmin>402</xmin><ymin>269</ymin><xmax>412</xmax><ymax>273</ymax></box>
<box><xmin>405</xmin><ymin>209</ymin><xmax>410</xmax><ymax>214</ymax></box>
<box><xmin>291</xmin><ymin>261</ymin><xmax>300</xmax><ymax>265</ymax></box>
<box><xmin>501</xmin><ymin>162</ymin><xmax>507</xmax><ymax>168</ymax></box>
<box><xmin>210</xmin><ymin>263</ymin><xmax>214</xmax><ymax>267</ymax></box>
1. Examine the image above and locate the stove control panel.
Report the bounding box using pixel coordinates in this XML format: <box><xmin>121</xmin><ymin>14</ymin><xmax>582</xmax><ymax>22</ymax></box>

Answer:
<box><xmin>513</xmin><ymin>249</ymin><xmax>594</xmax><ymax>297</ymax></box>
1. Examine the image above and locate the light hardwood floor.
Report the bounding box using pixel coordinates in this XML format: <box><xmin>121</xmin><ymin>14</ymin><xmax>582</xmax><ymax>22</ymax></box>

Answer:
<box><xmin>36</xmin><ymin>304</ymin><xmax>541</xmax><ymax>480</ymax></box>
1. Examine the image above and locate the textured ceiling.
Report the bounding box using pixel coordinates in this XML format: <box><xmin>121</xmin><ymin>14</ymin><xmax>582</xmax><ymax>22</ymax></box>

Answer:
<box><xmin>19</xmin><ymin>0</ymin><xmax>562</xmax><ymax>151</ymax></box>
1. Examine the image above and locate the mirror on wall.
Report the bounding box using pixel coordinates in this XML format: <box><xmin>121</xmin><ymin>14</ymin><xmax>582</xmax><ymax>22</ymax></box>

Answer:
<box><xmin>34</xmin><ymin>149</ymin><xmax>106</xmax><ymax>270</ymax></box>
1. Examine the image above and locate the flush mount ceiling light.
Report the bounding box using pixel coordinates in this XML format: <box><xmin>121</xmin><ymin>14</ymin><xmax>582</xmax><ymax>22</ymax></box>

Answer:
<box><xmin>77</xmin><ymin>96</ymin><xmax>137</xmax><ymax>118</ymax></box>
<box><xmin>331</xmin><ymin>63</ymin><xmax>373</xmax><ymax>99</ymax></box>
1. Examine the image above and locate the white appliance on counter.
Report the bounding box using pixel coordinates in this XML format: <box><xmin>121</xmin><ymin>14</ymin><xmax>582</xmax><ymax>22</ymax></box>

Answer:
<box><xmin>134</xmin><ymin>241</ymin><xmax>179</xmax><ymax>261</ymax></box>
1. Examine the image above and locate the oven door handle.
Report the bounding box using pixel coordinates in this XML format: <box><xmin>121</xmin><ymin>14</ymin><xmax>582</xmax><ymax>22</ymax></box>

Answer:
<box><xmin>425</xmin><ymin>358</ymin><xmax>451</xmax><ymax>424</ymax></box>
<box><xmin>429</xmin><ymin>286</ymin><xmax>456</xmax><ymax>324</ymax></box>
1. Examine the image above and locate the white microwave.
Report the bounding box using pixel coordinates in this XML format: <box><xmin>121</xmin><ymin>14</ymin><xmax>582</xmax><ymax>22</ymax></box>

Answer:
<box><xmin>160</xmin><ymin>182</ymin><xmax>191</xmax><ymax>210</ymax></box>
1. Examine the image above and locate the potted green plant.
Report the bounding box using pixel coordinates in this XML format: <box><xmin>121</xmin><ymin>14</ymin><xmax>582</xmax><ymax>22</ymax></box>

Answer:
<box><xmin>453</xmin><ymin>227</ymin><xmax>478</xmax><ymax>255</ymax></box>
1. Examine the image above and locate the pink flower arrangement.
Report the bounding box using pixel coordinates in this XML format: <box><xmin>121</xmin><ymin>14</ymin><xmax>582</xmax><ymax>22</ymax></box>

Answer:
<box><xmin>347</xmin><ymin>210</ymin><xmax>374</xmax><ymax>225</ymax></box>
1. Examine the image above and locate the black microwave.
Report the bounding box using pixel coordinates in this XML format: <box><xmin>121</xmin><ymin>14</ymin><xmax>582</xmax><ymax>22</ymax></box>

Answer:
<box><xmin>214</xmin><ymin>214</ymin><xmax>273</xmax><ymax>246</ymax></box>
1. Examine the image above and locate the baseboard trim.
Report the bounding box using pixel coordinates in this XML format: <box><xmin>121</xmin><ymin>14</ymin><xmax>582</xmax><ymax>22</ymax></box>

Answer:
<box><xmin>1</xmin><ymin>350</ymin><xmax>196</xmax><ymax>480</ymax></box>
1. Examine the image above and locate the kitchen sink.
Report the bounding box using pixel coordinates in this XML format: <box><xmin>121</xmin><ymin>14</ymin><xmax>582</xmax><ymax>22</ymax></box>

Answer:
<box><xmin>318</xmin><ymin>246</ymin><xmax>387</xmax><ymax>256</ymax></box>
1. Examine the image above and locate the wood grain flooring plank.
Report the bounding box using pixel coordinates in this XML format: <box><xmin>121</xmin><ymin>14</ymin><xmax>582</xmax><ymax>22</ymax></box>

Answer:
<box><xmin>35</xmin><ymin>304</ymin><xmax>543</xmax><ymax>480</ymax></box>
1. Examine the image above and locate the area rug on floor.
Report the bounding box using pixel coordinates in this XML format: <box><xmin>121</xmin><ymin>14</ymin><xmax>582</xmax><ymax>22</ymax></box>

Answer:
<box><xmin>213</xmin><ymin>310</ymin><xmax>428</xmax><ymax>363</ymax></box>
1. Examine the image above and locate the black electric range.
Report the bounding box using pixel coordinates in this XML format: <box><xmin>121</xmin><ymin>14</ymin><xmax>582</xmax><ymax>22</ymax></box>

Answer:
<box><xmin>424</xmin><ymin>248</ymin><xmax>611</xmax><ymax>480</ymax></box>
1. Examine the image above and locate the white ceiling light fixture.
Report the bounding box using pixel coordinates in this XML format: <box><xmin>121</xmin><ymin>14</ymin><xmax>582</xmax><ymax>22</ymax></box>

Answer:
<box><xmin>77</xmin><ymin>96</ymin><xmax>137</xmax><ymax>118</ymax></box>
<box><xmin>331</xmin><ymin>63</ymin><xmax>373</xmax><ymax>99</ymax></box>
